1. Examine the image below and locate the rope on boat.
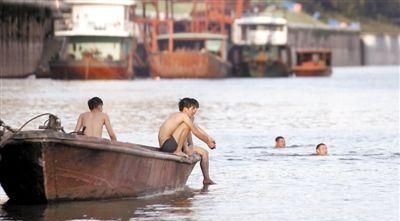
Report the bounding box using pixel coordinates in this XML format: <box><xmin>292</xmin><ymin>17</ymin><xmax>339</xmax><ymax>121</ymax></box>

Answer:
<box><xmin>16</xmin><ymin>113</ymin><xmax>57</xmax><ymax>133</ymax></box>
<box><xmin>0</xmin><ymin>113</ymin><xmax>65</xmax><ymax>147</ymax></box>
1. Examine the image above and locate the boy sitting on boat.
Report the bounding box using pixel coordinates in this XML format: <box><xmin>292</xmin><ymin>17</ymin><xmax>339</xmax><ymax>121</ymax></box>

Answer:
<box><xmin>158</xmin><ymin>98</ymin><xmax>216</xmax><ymax>185</ymax></box>
<box><xmin>74</xmin><ymin>97</ymin><xmax>117</xmax><ymax>141</ymax></box>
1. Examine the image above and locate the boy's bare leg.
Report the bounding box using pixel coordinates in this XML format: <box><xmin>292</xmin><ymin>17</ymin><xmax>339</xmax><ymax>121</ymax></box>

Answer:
<box><xmin>172</xmin><ymin>124</ymin><xmax>190</xmax><ymax>157</ymax></box>
<box><xmin>183</xmin><ymin>143</ymin><xmax>194</xmax><ymax>156</ymax></box>
<box><xmin>193</xmin><ymin>146</ymin><xmax>215</xmax><ymax>185</ymax></box>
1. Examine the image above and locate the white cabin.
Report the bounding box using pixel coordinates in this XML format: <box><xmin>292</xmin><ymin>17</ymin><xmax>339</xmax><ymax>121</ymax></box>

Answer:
<box><xmin>53</xmin><ymin>0</ymin><xmax>139</xmax><ymax>62</ymax></box>
<box><xmin>55</xmin><ymin>0</ymin><xmax>138</xmax><ymax>37</ymax></box>
<box><xmin>232</xmin><ymin>16</ymin><xmax>287</xmax><ymax>46</ymax></box>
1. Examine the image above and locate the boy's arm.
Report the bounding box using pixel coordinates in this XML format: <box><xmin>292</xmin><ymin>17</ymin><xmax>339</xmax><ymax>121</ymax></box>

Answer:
<box><xmin>182</xmin><ymin>115</ymin><xmax>215</xmax><ymax>149</ymax></box>
<box><xmin>74</xmin><ymin>114</ymin><xmax>83</xmax><ymax>132</ymax></box>
<box><xmin>195</xmin><ymin>124</ymin><xmax>216</xmax><ymax>149</ymax></box>
<box><xmin>104</xmin><ymin>114</ymin><xmax>117</xmax><ymax>141</ymax></box>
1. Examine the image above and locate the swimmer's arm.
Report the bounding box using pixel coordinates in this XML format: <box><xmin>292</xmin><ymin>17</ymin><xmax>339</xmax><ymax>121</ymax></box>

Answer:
<box><xmin>104</xmin><ymin>114</ymin><xmax>117</xmax><ymax>141</ymax></box>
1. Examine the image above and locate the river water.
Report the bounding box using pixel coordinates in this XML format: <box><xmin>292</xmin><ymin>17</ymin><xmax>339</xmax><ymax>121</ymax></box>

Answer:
<box><xmin>0</xmin><ymin>66</ymin><xmax>398</xmax><ymax>221</ymax></box>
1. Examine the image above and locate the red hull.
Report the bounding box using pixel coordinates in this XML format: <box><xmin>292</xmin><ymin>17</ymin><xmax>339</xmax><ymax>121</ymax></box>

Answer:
<box><xmin>49</xmin><ymin>60</ymin><xmax>133</xmax><ymax>80</ymax></box>
<box><xmin>292</xmin><ymin>64</ymin><xmax>332</xmax><ymax>77</ymax></box>
<box><xmin>149</xmin><ymin>51</ymin><xmax>230</xmax><ymax>78</ymax></box>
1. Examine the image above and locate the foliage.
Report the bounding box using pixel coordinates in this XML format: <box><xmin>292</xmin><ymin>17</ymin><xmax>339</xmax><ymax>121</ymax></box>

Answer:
<box><xmin>297</xmin><ymin>0</ymin><xmax>399</xmax><ymax>23</ymax></box>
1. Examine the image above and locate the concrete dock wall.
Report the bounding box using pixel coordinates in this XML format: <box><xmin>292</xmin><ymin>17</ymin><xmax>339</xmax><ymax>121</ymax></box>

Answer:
<box><xmin>288</xmin><ymin>24</ymin><xmax>361</xmax><ymax>66</ymax></box>
<box><xmin>361</xmin><ymin>34</ymin><xmax>400</xmax><ymax>66</ymax></box>
<box><xmin>0</xmin><ymin>4</ymin><xmax>52</xmax><ymax>78</ymax></box>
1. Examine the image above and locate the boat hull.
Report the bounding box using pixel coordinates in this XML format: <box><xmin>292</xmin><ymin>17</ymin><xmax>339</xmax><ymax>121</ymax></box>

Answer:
<box><xmin>292</xmin><ymin>66</ymin><xmax>332</xmax><ymax>77</ymax></box>
<box><xmin>49</xmin><ymin>60</ymin><xmax>133</xmax><ymax>80</ymax></box>
<box><xmin>248</xmin><ymin>60</ymin><xmax>291</xmax><ymax>77</ymax></box>
<box><xmin>0</xmin><ymin>131</ymin><xmax>199</xmax><ymax>204</ymax></box>
<box><xmin>149</xmin><ymin>51</ymin><xmax>230</xmax><ymax>78</ymax></box>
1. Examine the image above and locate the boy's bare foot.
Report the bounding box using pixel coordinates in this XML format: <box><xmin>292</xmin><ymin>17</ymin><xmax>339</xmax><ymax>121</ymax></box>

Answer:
<box><xmin>203</xmin><ymin>179</ymin><xmax>216</xmax><ymax>185</ymax></box>
<box><xmin>174</xmin><ymin>151</ymin><xmax>188</xmax><ymax>158</ymax></box>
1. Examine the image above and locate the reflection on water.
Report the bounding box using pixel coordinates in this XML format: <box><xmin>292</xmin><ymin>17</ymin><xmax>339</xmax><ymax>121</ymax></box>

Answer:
<box><xmin>0</xmin><ymin>66</ymin><xmax>399</xmax><ymax>221</ymax></box>
<box><xmin>1</xmin><ymin>187</ymin><xmax>207</xmax><ymax>221</ymax></box>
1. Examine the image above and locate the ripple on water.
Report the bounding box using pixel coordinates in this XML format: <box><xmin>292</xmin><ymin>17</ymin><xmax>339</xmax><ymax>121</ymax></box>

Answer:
<box><xmin>0</xmin><ymin>67</ymin><xmax>398</xmax><ymax>221</ymax></box>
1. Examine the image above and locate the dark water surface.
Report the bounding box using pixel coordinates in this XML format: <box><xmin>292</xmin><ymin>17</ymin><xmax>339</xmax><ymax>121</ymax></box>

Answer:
<box><xmin>0</xmin><ymin>66</ymin><xmax>399</xmax><ymax>221</ymax></box>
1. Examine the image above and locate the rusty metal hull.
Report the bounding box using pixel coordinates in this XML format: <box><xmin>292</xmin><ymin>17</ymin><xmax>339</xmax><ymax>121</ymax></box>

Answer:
<box><xmin>292</xmin><ymin>66</ymin><xmax>332</xmax><ymax>77</ymax></box>
<box><xmin>149</xmin><ymin>51</ymin><xmax>230</xmax><ymax>78</ymax></box>
<box><xmin>49</xmin><ymin>60</ymin><xmax>133</xmax><ymax>80</ymax></box>
<box><xmin>0</xmin><ymin>131</ymin><xmax>199</xmax><ymax>204</ymax></box>
<box><xmin>248</xmin><ymin>61</ymin><xmax>291</xmax><ymax>78</ymax></box>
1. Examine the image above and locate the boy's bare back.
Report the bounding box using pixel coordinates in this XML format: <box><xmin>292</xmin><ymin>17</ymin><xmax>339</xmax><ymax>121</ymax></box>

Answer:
<box><xmin>78</xmin><ymin>112</ymin><xmax>107</xmax><ymax>138</ymax></box>
<box><xmin>74</xmin><ymin>97</ymin><xmax>117</xmax><ymax>141</ymax></box>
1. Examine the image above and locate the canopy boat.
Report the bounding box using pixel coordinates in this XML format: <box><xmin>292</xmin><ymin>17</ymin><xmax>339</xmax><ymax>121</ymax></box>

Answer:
<box><xmin>292</xmin><ymin>49</ymin><xmax>332</xmax><ymax>77</ymax></box>
<box><xmin>148</xmin><ymin>33</ymin><xmax>231</xmax><ymax>79</ymax></box>
<box><xmin>0</xmin><ymin>115</ymin><xmax>200</xmax><ymax>204</ymax></box>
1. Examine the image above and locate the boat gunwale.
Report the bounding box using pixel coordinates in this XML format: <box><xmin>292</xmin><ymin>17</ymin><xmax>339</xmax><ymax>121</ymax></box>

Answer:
<box><xmin>2</xmin><ymin>130</ymin><xmax>200</xmax><ymax>164</ymax></box>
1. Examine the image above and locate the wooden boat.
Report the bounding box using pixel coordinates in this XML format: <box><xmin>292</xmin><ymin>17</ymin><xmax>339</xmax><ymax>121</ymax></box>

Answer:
<box><xmin>148</xmin><ymin>33</ymin><xmax>231</xmax><ymax>79</ymax></box>
<box><xmin>0</xmin><ymin>128</ymin><xmax>199</xmax><ymax>204</ymax></box>
<box><xmin>292</xmin><ymin>49</ymin><xmax>332</xmax><ymax>77</ymax></box>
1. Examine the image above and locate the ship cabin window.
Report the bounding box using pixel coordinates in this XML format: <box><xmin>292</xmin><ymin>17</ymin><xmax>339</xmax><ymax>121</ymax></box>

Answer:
<box><xmin>158</xmin><ymin>39</ymin><xmax>205</xmax><ymax>52</ymax></box>
<box><xmin>297</xmin><ymin>53</ymin><xmax>312</xmax><ymax>65</ymax></box>
<box><xmin>312</xmin><ymin>54</ymin><xmax>320</xmax><ymax>62</ymax></box>
<box><xmin>256</xmin><ymin>24</ymin><xmax>284</xmax><ymax>31</ymax></box>
<box><xmin>297</xmin><ymin>52</ymin><xmax>331</xmax><ymax>65</ymax></box>
<box><xmin>248</xmin><ymin>25</ymin><xmax>257</xmax><ymax>30</ymax></box>
<box><xmin>241</xmin><ymin>24</ymin><xmax>284</xmax><ymax>33</ymax></box>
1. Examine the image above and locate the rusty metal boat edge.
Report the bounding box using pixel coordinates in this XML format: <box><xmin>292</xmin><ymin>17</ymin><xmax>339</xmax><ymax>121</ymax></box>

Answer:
<box><xmin>149</xmin><ymin>51</ymin><xmax>230</xmax><ymax>79</ymax></box>
<box><xmin>0</xmin><ymin>130</ymin><xmax>200</xmax><ymax>204</ymax></box>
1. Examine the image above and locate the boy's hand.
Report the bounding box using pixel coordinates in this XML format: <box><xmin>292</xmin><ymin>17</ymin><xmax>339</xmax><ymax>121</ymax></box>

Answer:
<box><xmin>207</xmin><ymin>137</ymin><xmax>216</xmax><ymax>149</ymax></box>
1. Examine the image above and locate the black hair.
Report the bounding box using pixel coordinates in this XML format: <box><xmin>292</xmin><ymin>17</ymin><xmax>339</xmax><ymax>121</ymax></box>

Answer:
<box><xmin>88</xmin><ymin>97</ymin><xmax>103</xmax><ymax>110</ymax></box>
<box><xmin>316</xmin><ymin>143</ymin><xmax>326</xmax><ymax>150</ymax></box>
<box><xmin>178</xmin><ymin>97</ymin><xmax>199</xmax><ymax>111</ymax></box>
<box><xmin>275</xmin><ymin>136</ymin><xmax>285</xmax><ymax>142</ymax></box>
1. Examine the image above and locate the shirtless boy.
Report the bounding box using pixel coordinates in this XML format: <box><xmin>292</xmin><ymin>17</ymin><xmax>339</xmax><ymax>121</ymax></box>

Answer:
<box><xmin>74</xmin><ymin>97</ymin><xmax>117</xmax><ymax>141</ymax></box>
<box><xmin>158</xmin><ymin>98</ymin><xmax>216</xmax><ymax>185</ymax></box>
